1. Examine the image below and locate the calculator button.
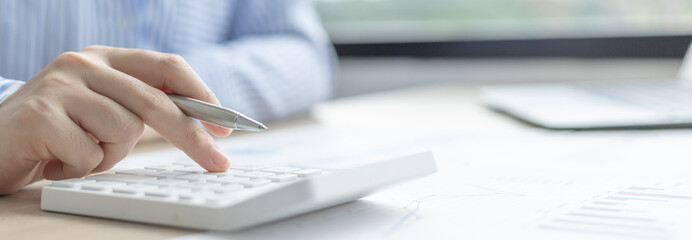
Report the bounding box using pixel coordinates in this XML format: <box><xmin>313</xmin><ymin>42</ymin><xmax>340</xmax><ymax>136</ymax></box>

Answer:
<box><xmin>144</xmin><ymin>189</ymin><xmax>171</xmax><ymax>197</ymax></box>
<box><xmin>143</xmin><ymin>171</ymin><xmax>187</xmax><ymax>178</ymax></box>
<box><xmin>174</xmin><ymin>174</ymin><xmax>218</xmax><ymax>181</ymax></box>
<box><xmin>176</xmin><ymin>193</ymin><xmax>195</xmax><ymax>200</ymax></box>
<box><xmin>50</xmin><ymin>179</ymin><xmax>95</xmax><ymax>188</ymax></box>
<box><xmin>173</xmin><ymin>167</ymin><xmax>207</xmax><ymax>173</ymax></box>
<box><xmin>177</xmin><ymin>182</ymin><xmax>223</xmax><ymax>189</ymax></box>
<box><xmin>261</xmin><ymin>167</ymin><xmax>300</xmax><ymax>174</ymax></box>
<box><xmin>127</xmin><ymin>183</ymin><xmax>160</xmax><ymax>189</ymax></box>
<box><xmin>239</xmin><ymin>179</ymin><xmax>271</xmax><ymax>188</ymax></box>
<box><xmin>235</xmin><ymin>171</ymin><xmax>275</xmax><ymax>179</ymax></box>
<box><xmin>117</xmin><ymin>169</ymin><xmax>186</xmax><ymax>178</ymax></box>
<box><xmin>81</xmin><ymin>181</ymin><xmax>126</xmax><ymax>191</ymax></box>
<box><xmin>145</xmin><ymin>165</ymin><xmax>183</xmax><ymax>171</ymax></box>
<box><xmin>112</xmin><ymin>188</ymin><xmax>137</xmax><ymax>194</ymax></box>
<box><xmin>112</xmin><ymin>184</ymin><xmax>158</xmax><ymax>194</ymax></box>
<box><xmin>143</xmin><ymin>178</ymin><xmax>189</xmax><ymax>186</ymax></box>
<box><xmin>204</xmin><ymin>170</ymin><xmax>244</xmax><ymax>177</ymax></box>
<box><xmin>228</xmin><ymin>165</ymin><xmax>267</xmax><ymax>171</ymax></box>
<box><xmin>86</xmin><ymin>173</ymin><xmax>156</xmax><ymax>183</ymax></box>
<box><xmin>115</xmin><ymin>169</ymin><xmax>159</xmax><ymax>176</ymax></box>
<box><xmin>208</xmin><ymin>177</ymin><xmax>249</xmax><ymax>184</ymax></box>
<box><xmin>268</xmin><ymin>174</ymin><xmax>298</xmax><ymax>182</ymax></box>
<box><xmin>171</xmin><ymin>162</ymin><xmax>196</xmax><ymax>167</ymax></box>
<box><xmin>294</xmin><ymin>169</ymin><xmax>322</xmax><ymax>177</ymax></box>
<box><xmin>112</xmin><ymin>186</ymin><xmax>139</xmax><ymax>194</ymax></box>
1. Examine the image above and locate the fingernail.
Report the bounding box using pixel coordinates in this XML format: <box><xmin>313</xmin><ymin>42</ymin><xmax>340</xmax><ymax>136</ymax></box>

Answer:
<box><xmin>211</xmin><ymin>145</ymin><xmax>230</xmax><ymax>170</ymax></box>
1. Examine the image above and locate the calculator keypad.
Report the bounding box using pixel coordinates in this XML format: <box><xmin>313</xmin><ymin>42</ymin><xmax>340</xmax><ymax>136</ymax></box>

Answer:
<box><xmin>48</xmin><ymin>163</ymin><xmax>323</xmax><ymax>204</ymax></box>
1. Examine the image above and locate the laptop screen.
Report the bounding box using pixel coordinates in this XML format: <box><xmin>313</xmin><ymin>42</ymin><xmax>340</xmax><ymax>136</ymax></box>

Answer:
<box><xmin>678</xmin><ymin>42</ymin><xmax>692</xmax><ymax>82</ymax></box>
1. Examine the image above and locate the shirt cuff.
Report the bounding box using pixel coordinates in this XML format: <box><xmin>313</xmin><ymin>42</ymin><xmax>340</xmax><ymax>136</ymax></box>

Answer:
<box><xmin>0</xmin><ymin>79</ymin><xmax>25</xmax><ymax>104</ymax></box>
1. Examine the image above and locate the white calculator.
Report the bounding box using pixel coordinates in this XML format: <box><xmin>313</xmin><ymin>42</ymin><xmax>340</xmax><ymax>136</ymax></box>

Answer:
<box><xmin>41</xmin><ymin>151</ymin><xmax>437</xmax><ymax>231</ymax></box>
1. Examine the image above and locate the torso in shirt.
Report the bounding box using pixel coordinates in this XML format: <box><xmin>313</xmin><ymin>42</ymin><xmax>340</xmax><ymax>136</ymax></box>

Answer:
<box><xmin>0</xmin><ymin>0</ymin><xmax>237</xmax><ymax>81</ymax></box>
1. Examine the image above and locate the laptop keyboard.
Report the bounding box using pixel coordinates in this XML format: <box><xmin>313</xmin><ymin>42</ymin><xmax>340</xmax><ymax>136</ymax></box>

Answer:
<box><xmin>573</xmin><ymin>81</ymin><xmax>692</xmax><ymax>116</ymax></box>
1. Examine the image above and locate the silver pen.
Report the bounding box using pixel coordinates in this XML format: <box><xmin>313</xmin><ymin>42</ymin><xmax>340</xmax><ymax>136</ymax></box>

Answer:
<box><xmin>167</xmin><ymin>94</ymin><xmax>268</xmax><ymax>132</ymax></box>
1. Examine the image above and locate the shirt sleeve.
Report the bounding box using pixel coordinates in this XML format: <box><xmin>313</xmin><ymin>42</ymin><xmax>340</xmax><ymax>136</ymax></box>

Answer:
<box><xmin>178</xmin><ymin>0</ymin><xmax>336</xmax><ymax>121</ymax></box>
<box><xmin>0</xmin><ymin>77</ymin><xmax>25</xmax><ymax>104</ymax></box>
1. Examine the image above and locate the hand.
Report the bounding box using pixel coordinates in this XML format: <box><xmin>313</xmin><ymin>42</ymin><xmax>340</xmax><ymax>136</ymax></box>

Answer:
<box><xmin>0</xmin><ymin>46</ymin><xmax>232</xmax><ymax>195</ymax></box>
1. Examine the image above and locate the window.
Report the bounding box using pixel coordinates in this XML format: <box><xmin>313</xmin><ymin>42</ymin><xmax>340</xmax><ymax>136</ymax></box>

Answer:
<box><xmin>314</xmin><ymin>0</ymin><xmax>692</xmax><ymax>44</ymax></box>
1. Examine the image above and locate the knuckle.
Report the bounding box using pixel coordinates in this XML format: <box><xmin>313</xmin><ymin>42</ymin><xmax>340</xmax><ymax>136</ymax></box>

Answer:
<box><xmin>53</xmin><ymin>51</ymin><xmax>96</xmax><ymax>69</ymax></box>
<box><xmin>80</xmin><ymin>45</ymin><xmax>108</xmax><ymax>53</ymax></box>
<box><xmin>37</xmin><ymin>72</ymin><xmax>74</xmax><ymax>89</ymax></box>
<box><xmin>139</xmin><ymin>87</ymin><xmax>170</xmax><ymax>117</ymax></box>
<box><xmin>55</xmin><ymin>51</ymin><xmax>85</xmax><ymax>64</ymax></box>
<box><xmin>160</xmin><ymin>53</ymin><xmax>189</xmax><ymax>70</ymax></box>
<box><xmin>86</xmin><ymin>146</ymin><xmax>105</xmax><ymax>165</ymax></box>
<box><xmin>120</xmin><ymin>116</ymin><xmax>144</xmax><ymax>142</ymax></box>
<box><xmin>186</xmin><ymin>126</ymin><xmax>212</xmax><ymax>147</ymax></box>
<box><xmin>63</xmin><ymin>136</ymin><xmax>103</xmax><ymax>177</ymax></box>
<box><xmin>131</xmin><ymin>48</ymin><xmax>152</xmax><ymax>55</ymax></box>
<box><xmin>12</xmin><ymin>97</ymin><xmax>54</xmax><ymax>123</ymax></box>
<box><xmin>79</xmin><ymin>145</ymin><xmax>104</xmax><ymax>172</ymax></box>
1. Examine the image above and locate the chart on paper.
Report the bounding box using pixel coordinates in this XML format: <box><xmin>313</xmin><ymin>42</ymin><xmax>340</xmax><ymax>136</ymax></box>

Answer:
<box><xmin>538</xmin><ymin>183</ymin><xmax>692</xmax><ymax>239</ymax></box>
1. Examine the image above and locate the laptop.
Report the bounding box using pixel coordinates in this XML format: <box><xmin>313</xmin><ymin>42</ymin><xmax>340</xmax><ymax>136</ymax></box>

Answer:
<box><xmin>480</xmin><ymin>42</ymin><xmax>692</xmax><ymax>130</ymax></box>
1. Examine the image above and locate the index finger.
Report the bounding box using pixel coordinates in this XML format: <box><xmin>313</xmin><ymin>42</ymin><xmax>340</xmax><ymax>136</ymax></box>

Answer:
<box><xmin>81</xmin><ymin>46</ymin><xmax>232</xmax><ymax>137</ymax></box>
<box><xmin>81</xmin><ymin>66</ymin><xmax>230</xmax><ymax>172</ymax></box>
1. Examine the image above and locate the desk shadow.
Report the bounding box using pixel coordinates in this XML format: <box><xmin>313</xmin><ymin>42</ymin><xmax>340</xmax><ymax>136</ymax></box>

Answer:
<box><xmin>195</xmin><ymin>200</ymin><xmax>407</xmax><ymax>240</ymax></box>
<box><xmin>0</xmin><ymin>182</ymin><xmax>191</xmax><ymax>237</ymax></box>
<box><xmin>0</xmin><ymin>182</ymin><xmax>44</xmax><ymax>215</ymax></box>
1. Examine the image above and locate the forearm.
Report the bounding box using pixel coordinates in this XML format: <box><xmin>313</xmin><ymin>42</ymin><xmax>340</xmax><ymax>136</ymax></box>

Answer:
<box><xmin>0</xmin><ymin>78</ymin><xmax>25</xmax><ymax>104</ymax></box>
<box><xmin>178</xmin><ymin>0</ymin><xmax>336</xmax><ymax>122</ymax></box>
<box><xmin>182</xmin><ymin>36</ymin><xmax>334</xmax><ymax>122</ymax></box>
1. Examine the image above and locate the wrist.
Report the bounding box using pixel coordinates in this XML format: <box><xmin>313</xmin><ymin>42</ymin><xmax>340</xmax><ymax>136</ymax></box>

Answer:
<box><xmin>0</xmin><ymin>79</ymin><xmax>25</xmax><ymax>104</ymax></box>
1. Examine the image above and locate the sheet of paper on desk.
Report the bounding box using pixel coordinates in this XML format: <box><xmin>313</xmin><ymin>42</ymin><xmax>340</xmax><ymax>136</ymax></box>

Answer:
<box><xmin>115</xmin><ymin>126</ymin><xmax>692</xmax><ymax>240</ymax></box>
<box><xmin>171</xmin><ymin>171</ymin><xmax>692</xmax><ymax>240</ymax></box>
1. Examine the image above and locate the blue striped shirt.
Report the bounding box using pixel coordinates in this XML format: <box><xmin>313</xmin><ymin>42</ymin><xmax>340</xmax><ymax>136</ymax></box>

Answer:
<box><xmin>0</xmin><ymin>0</ymin><xmax>335</xmax><ymax>121</ymax></box>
